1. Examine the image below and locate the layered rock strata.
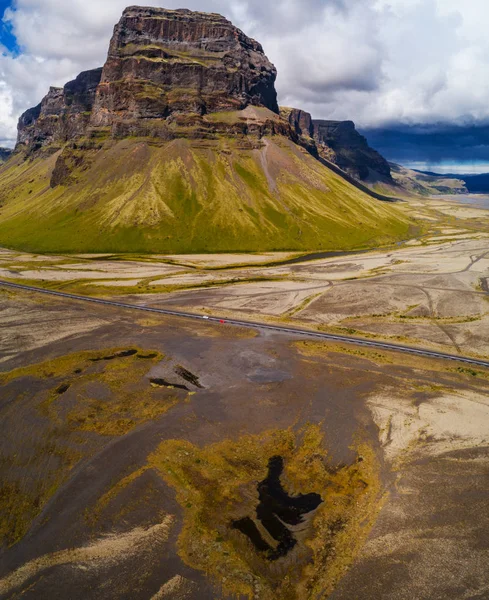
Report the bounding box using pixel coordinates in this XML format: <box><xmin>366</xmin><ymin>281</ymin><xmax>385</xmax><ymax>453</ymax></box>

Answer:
<box><xmin>91</xmin><ymin>6</ymin><xmax>279</xmax><ymax>129</ymax></box>
<box><xmin>17</xmin><ymin>7</ymin><xmax>280</xmax><ymax>154</ymax></box>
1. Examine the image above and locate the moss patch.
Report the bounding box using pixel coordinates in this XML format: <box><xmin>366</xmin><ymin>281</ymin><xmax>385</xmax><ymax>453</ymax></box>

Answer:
<box><xmin>149</xmin><ymin>425</ymin><xmax>382</xmax><ymax>599</ymax></box>
<box><xmin>295</xmin><ymin>340</ymin><xmax>393</xmax><ymax>366</ymax></box>
<box><xmin>0</xmin><ymin>137</ymin><xmax>412</xmax><ymax>254</ymax></box>
<box><xmin>0</xmin><ymin>347</ymin><xmax>184</xmax><ymax>547</ymax></box>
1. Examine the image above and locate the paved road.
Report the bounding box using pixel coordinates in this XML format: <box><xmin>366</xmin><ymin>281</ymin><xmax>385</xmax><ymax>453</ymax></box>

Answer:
<box><xmin>2</xmin><ymin>279</ymin><xmax>489</xmax><ymax>369</ymax></box>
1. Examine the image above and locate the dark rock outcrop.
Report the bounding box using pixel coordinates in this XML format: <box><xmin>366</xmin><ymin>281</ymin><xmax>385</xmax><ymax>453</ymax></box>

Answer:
<box><xmin>313</xmin><ymin>120</ymin><xmax>392</xmax><ymax>182</ymax></box>
<box><xmin>279</xmin><ymin>109</ymin><xmax>393</xmax><ymax>183</ymax></box>
<box><xmin>90</xmin><ymin>7</ymin><xmax>279</xmax><ymax>129</ymax></box>
<box><xmin>281</xmin><ymin>107</ymin><xmax>314</xmax><ymax>139</ymax></box>
<box><xmin>280</xmin><ymin>107</ymin><xmax>317</xmax><ymax>155</ymax></box>
<box><xmin>0</xmin><ymin>148</ymin><xmax>12</xmax><ymax>163</ymax></box>
<box><xmin>17</xmin><ymin>68</ymin><xmax>103</xmax><ymax>151</ymax></box>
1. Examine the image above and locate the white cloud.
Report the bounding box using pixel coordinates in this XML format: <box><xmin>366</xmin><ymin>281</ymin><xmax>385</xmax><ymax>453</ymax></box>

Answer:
<box><xmin>1</xmin><ymin>0</ymin><xmax>489</xmax><ymax>146</ymax></box>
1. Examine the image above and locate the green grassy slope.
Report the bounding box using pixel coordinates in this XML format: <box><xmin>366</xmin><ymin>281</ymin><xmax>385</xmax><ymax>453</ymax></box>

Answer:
<box><xmin>0</xmin><ymin>135</ymin><xmax>413</xmax><ymax>253</ymax></box>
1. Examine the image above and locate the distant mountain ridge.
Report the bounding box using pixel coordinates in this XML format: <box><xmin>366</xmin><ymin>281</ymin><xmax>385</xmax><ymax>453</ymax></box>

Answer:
<box><xmin>0</xmin><ymin>148</ymin><xmax>12</xmax><ymax>163</ymax></box>
<box><xmin>419</xmin><ymin>169</ymin><xmax>489</xmax><ymax>194</ymax></box>
<box><xmin>389</xmin><ymin>164</ymin><xmax>467</xmax><ymax>196</ymax></box>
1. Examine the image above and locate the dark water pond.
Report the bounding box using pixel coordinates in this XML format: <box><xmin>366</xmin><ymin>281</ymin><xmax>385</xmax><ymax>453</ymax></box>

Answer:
<box><xmin>90</xmin><ymin>349</ymin><xmax>138</xmax><ymax>362</ymax></box>
<box><xmin>233</xmin><ymin>456</ymin><xmax>322</xmax><ymax>561</ymax></box>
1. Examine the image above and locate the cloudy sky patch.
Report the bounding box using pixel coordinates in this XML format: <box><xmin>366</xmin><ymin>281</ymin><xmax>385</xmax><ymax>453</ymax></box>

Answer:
<box><xmin>0</xmin><ymin>0</ymin><xmax>488</xmax><ymax>148</ymax></box>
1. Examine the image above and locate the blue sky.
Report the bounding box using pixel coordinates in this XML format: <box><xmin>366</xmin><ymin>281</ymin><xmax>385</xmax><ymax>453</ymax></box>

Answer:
<box><xmin>0</xmin><ymin>0</ymin><xmax>18</xmax><ymax>54</ymax></box>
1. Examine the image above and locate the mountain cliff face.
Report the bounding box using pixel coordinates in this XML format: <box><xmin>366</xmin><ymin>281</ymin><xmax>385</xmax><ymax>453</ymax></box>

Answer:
<box><xmin>281</xmin><ymin>108</ymin><xmax>393</xmax><ymax>183</ymax></box>
<box><xmin>281</xmin><ymin>108</ymin><xmax>314</xmax><ymax>139</ymax></box>
<box><xmin>15</xmin><ymin>8</ymin><xmax>392</xmax><ymax>188</ymax></box>
<box><xmin>0</xmin><ymin>6</ymin><xmax>410</xmax><ymax>254</ymax></box>
<box><xmin>18</xmin><ymin>69</ymin><xmax>103</xmax><ymax>152</ymax></box>
<box><xmin>280</xmin><ymin>107</ymin><xmax>316</xmax><ymax>155</ymax></box>
<box><xmin>313</xmin><ymin>120</ymin><xmax>393</xmax><ymax>182</ymax></box>
<box><xmin>91</xmin><ymin>6</ymin><xmax>279</xmax><ymax>131</ymax></box>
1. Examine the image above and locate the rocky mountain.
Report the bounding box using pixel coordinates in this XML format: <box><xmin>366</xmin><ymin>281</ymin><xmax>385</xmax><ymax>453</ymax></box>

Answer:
<box><xmin>281</xmin><ymin>108</ymin><xmax>314</xmax><ymax>139</ymax></box>
<box><xmin>313</xmin><ymin>120</ymin><xmax>393</xmax><ymax>182</ymax></box>
<box><xmin>280</xmin><ymin>109</ymin><xmax>394</xmax><ymax>185</ymax></box>
<box><xmin>280</xmin><ymin>107</ymin><xmax>316</xmax><ymax>155</ymax></box>
<box><xmin>91</xmin><ymin>6</ymin><xmax>279</xmax><ymax>130</ymax></box>
<box><xmin>17</xmin><ymin>7</ymin><xmax>279</xmax><ymax>152</ymax></box>
<box><xmin>0</xmin><ymin>148</ymin><xmax>12</xmax><ymax>163</ymax></box>
<box><xmin>18</xmin><ymin>69</ymin><xmax>103</xmax><ymax>152</ymax></box>
<box><xmin>0</xmin><ymin>7</ymin><xmax>410</xmax><ymax>254</ymax></box>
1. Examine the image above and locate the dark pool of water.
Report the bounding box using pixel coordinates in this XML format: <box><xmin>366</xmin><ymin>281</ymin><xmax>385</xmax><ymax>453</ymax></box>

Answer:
<box><xmin>233</xmin><ymin>456</ymin><xmax>323</xmax><ymax>561</ymax></box>
<box><xmin>56</xmin><ymin>383</ymin><xmax>71</xmax><ymax>395</ymax></box>
<box><xmin>137</xmin><ymin>352</ymin><xmax>159</xmax><ymax>360</ymax></box>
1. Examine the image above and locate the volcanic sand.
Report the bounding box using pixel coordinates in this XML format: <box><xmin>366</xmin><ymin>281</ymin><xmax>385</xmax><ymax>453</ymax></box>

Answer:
<box><xmin>1</xmin><ymin>287</ymin><xmax>488</xmax><ymax>599</ymax></box>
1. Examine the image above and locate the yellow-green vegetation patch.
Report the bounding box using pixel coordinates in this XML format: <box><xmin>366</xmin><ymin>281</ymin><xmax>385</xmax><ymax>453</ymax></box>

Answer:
<box><xmin>293</xmin><ymin>339</ymin><xmax>489</xmax><ymax>381</ymax></box>
<box><xmin>0</xmin><ymin>347</ymin><xmax>183</xmax><ymax>547</ymax></box>
<box><xmin>452</xmin><ymin>366</ymin><xmax>489</xmax><ymax>380</ymax></box>
<box><xmin>1</xmin><ymin>347</ymin><xmax>155</xmax><ymax>385</ymax></box>
<box><xmin>294</xmin><ymin>340</ymin><xmax>392</xmax><ymax>366</ymax></box>
<box><xmin>86</xmin><ymin>466</ymin><xmax>151</xmax><ymax>528</ymax></box>
<box><xmin>2</xmin><ymin>347</ymin><xmax>180</xmax><ymax>436</ymax></box>
<box><xmin>149</xmin><ymin>425</ymin><xmax>382</xmax><ymax>599</ymax></box>
<box><xmin>0</xmin><ymin>137</ymin><xmax>412</xmax><ymax>253</ymax></box>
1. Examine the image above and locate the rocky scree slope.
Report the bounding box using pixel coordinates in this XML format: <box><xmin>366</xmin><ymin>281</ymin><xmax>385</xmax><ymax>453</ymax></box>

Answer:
<box><xmin>0</xmin><ymin>6</ymin><xmax>411</xmax><ymax>253</ymax></box>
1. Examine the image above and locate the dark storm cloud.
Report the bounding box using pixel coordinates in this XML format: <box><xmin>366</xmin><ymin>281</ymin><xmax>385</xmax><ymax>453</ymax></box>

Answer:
<box><xmin>362</xmin><ymin>123</ymin><xmax>489</xmax><ymax>166</ymax></box>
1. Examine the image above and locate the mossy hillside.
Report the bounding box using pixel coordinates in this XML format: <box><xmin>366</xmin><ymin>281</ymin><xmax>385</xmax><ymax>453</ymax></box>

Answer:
<box><xmin>0</xmin><ymin>136</ymin><xmax>413</xmax><ymax>253</ymax></box>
